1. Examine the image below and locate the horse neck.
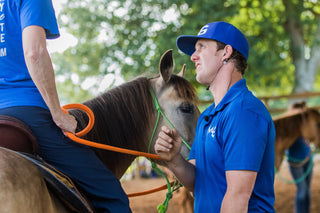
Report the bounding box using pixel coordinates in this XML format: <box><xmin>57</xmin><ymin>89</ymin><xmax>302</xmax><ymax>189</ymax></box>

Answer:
<box><xmin>274</xmin><ymin>114</ymin><xmax>303</xmax><ymax>155</ymax></box>
<box><xmin>81</xmin><ymin>78</ymin><xmax>156</xmax><ymax>178</ymax></box>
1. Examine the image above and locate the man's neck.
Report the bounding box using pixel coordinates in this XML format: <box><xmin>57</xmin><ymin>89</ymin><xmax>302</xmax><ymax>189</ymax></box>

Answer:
<box><xmin>209</xmin><ymin>67</ymin><xmax>242</xmax><ymax>107</ymax></box>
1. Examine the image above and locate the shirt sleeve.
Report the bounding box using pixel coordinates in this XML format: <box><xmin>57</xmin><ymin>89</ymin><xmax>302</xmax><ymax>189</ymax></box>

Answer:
<box><xmin>20</xmin><ymin>0</ymin><xmax>60</xmax><ymax>39</ymax></box>
<box><xmin>188</xmin><ymin>143</ymin><xmax>196</xmax><ymax>160</ymax></box>
<box><xmin>221</xmin><ymin>109</ymin><xmax>269</xmax><ymax>171</ymax></box>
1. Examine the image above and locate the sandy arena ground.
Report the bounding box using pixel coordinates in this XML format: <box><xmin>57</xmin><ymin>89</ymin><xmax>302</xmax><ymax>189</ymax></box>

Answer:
<box><xmin>121</xmin><ymin>157</ymin><xmax>320</xmax><ymax>213</ymax></box>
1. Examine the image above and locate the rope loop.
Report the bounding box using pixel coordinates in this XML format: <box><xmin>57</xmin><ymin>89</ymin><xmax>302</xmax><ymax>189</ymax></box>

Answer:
<box><xmin>61</xmin><ymin>103</ymin><xmax>95</xmax><ymax>137</ymax></box>
<box><xmin>275</xmin><ymin>154</ymin><xmax>313</xmax><ymax>184</ymax></box>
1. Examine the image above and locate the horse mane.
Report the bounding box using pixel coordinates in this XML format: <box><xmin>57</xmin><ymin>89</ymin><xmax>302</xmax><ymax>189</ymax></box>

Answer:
<box><xmin>72</xmin><ymin>77</ymin><xmax>154</xmax><ymax>150</ymax></box>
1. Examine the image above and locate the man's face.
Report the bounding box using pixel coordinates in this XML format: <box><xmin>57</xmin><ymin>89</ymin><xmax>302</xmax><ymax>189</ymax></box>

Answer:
<box><xmin>191</xmin><ymin>39</ymin><xmax>224</xmax><ymax>86</ymax></box>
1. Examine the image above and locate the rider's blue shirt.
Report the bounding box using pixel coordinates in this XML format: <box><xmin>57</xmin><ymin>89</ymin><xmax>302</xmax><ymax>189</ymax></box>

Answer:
<box><xmin>0</xmin><ymin>0</ymin><xmax>59</xmax><ymax>109</ymax></box>
<box><xmin>189</xmin><ymin>79</ymin><xmax>276</xmax><ymax>212</ymax></box>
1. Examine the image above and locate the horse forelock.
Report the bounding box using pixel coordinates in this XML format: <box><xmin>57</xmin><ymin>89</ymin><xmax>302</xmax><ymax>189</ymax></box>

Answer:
<box><xmin>166</xmin><ymin>75</ymin><xmax>199</xmax><ymax>104</ymax></box>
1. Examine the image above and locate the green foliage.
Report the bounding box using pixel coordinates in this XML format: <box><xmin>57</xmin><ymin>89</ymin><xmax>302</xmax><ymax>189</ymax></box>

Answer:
<box><xmin>52</xmin><ymin>0</ymin><xmax>320</xmax><ymax>104</ymax></box>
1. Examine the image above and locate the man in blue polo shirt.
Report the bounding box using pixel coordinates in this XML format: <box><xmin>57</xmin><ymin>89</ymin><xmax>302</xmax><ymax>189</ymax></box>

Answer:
<box><xmin>0</xmin><ymin>0</ymin><xmax>131</xmax><ymax>212</ymax></box>
<box><xmin>155</xmin><ymin>21</ymin><xmax>276</xmax><ymax>212</ymax></box>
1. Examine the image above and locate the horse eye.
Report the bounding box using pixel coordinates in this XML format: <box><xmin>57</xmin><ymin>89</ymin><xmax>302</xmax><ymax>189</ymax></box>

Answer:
<box><xmin>179</xmin><ymin>103</ymin><xmax>194</xmax><ymax>114</ymax></box>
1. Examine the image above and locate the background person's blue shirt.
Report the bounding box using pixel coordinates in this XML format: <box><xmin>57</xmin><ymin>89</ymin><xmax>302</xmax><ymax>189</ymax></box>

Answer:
<box><xmin>0</xmin><ymin>0</ymin><xmax>59</xmax><ymax>110</ymax></box>
<box><xmin>189</xmin><ymin>79</ymin><xmax>276</xmax><ymax>212</ymax></box>
<box><xmin>286</xmin><ymin>137</ymin><xmax>311</xmax><ymax>162</ymax></box>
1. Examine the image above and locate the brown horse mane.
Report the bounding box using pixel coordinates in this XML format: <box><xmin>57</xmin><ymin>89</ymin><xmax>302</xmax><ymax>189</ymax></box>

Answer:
<box><xmin>72</xmin><ymin>77</ymin><xmax>153</xmax><ymax>150</ymax></box>
<box><xmin>69</xmin><ymin>75</ymin><xmax>197</xmax><ymax>176</ymax></box>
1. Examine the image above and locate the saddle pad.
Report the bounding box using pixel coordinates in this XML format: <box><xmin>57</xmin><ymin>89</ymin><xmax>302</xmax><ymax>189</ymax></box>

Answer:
<box><xmin>16</xmin><ymin>152</ymin><xmax>94</xmax><ymax>213</ymax></box>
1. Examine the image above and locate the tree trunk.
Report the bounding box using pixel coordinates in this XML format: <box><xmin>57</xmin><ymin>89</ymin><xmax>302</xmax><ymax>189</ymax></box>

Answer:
<box><xmin>282</xmin><ymin>0</ymin><xmax>320</xmax><ymax>94</ymax></box>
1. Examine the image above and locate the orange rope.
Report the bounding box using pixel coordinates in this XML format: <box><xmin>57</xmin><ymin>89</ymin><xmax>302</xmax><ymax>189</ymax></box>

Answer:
<box><xmin>66</xmin><ymin>133</ymin><xmax>161</xmax><ymax>160</ymax></box>
<box><xmin>127</xmin><ymin>181</ymin><xmax>175</xmax><ymax>197</ymax></box>
<box><xmin>61</xmin><ymin>104</ymin><xmax>94</xmax><ymax>137</ymax></box>
<box><xmin>61</xmin><ymin>104</ymin><xmax>161</xmax><ymax>160</ymax></box>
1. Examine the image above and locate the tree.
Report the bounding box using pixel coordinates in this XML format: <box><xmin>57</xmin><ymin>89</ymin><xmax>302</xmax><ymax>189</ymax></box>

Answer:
<box><xmin>282</xmin><ymin>0</ymin><xmax>320</xmax><ymax>93</ymax></box>
<box><xmin>52</xmin><ymin>0</ymin><xmax>320</xmax><ymax>104</ymax></box>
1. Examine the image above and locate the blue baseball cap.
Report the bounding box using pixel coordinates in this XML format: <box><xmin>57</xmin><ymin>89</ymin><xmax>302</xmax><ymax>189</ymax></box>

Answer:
<box><xmin>176</xmin><ymin>21</ymin><xmax>249</xmax><ymax>60</ymax></box>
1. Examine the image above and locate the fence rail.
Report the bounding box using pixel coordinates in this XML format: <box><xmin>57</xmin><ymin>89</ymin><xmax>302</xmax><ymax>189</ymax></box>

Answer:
<box><xmin>199</xmin><ymin>91</ymin><xmax>320</xmax><ymax>114</ymax></box>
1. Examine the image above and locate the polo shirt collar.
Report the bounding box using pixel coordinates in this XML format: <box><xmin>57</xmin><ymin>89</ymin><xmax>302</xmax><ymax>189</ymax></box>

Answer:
<box><xmin>211</xmin><ymin>79</ymin><xmax>248</xmax><ymax>114</ymax></box>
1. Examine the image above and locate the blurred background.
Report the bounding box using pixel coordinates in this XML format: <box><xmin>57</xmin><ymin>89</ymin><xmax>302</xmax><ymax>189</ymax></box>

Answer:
<box><xmin>49</xmin><ymin>0</ymin><xmax>320</xmax><ymax>115</ymax></box>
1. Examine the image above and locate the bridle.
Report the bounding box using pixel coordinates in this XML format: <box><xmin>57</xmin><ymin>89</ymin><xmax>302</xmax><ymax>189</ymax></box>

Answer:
<box><xmin>148</xmin><ymin>87</ymin><xmax>191</xmax><ymax>153</ymax></box>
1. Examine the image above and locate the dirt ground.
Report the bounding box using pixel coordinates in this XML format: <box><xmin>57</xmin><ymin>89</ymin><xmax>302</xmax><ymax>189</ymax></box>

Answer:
<box><xmin>121</xmin><ymin>157</ymin><xmax>320</xmax><ymax>213</ymax></box>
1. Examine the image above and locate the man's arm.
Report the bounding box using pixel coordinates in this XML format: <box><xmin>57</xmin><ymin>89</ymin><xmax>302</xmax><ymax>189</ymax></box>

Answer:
<box><xmin>22</xmin><ymin>25</ymin><xmax>77</xmax><ymax>134</ymax></box>
<box><xmin>221</xmin><ymin>170</ymin><xmax>257</xmax><ymax>213</ymax></box>
<box><xmin>155</xmin><ymin>126</ymin><xmax>196</xmax><ymax>192</ymax></box>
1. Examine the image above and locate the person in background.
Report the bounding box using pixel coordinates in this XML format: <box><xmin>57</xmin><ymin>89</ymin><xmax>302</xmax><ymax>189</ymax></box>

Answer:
<box><xmin>154</xmin><ymin>21</ymin><xmax>276</xmax><ymax>212</ymax></box>
<box><xmin>286</xmin><ymin>102</ymin><xmax>313</xmax><ymax>213</ymax></box>
<box><xmin>0</xmin><ymin>0</ymin><xmax>131</xmax><ymax>212</ymax></box>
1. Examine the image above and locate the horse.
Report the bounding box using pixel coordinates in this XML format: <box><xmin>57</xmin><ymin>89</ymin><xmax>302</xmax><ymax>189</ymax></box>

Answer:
<box><xmin>273</xmin><ymin>102</ymin><xmax>320</xmax><ymax>170</ymax></box>
<box><xmin>0</xmin><ymin>49</ymin><xmax>200</xmax><ymax>213</ymax></box>
<box><xmin>178</xmin><ymin>187</ymin><xmax>194</xmax><ymax>213</ymax></box>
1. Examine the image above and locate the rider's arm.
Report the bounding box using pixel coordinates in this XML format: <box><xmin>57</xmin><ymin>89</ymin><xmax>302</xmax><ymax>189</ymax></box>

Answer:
<box><xmin>155</xmin><ymin>126</ymin><xmax>196</xmax><ymax>192</ymax></box>
<box><xmin>22</xmin><ymin>25</ymin><xmax>77</xmax><ymax>134</ymax></box>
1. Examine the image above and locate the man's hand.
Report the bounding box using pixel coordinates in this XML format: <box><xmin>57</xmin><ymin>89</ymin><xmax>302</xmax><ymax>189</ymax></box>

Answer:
<box><xmin>154</xmin><ymin>126</ymin><xmax>182</xmax><ymax>162</ymax></box>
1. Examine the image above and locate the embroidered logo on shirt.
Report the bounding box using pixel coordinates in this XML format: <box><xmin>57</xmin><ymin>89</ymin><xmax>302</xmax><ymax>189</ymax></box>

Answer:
<box><xmin>208</xmin><ymin>126</ymin><xmax>216</xmax><ymax>138</ymax></box>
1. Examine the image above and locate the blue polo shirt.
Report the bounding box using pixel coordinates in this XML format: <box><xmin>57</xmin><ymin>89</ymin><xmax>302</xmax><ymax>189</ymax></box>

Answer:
<box><xmin>0</xmin><ymin>0</ymin><xmax>59</xmax><ymax>110</ymax></box>
<box><xmin>189</xmin><ymin>79</ymin><xmax>275</xmax><ymax>212</ymax></box>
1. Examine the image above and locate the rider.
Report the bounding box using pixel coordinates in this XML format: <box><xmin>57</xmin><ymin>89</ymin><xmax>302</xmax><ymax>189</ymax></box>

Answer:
<box><xmin>0</xmin><ymin>0</ymin><xmax>131</xmax><ymax>212</ymax></box>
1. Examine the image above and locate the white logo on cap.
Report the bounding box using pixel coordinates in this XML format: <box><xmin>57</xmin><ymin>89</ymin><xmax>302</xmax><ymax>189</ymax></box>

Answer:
<box><xmin>198</xmin><ymin>25</ymin><xmax>209</xmax><ymax>36</ymax></box>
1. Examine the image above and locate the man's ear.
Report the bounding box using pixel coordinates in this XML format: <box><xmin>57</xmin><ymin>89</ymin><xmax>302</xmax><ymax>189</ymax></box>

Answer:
<box><xmin>222</xmin><ymin>45</ymin><xmax>233</xmax><ymax>61</ymax></box>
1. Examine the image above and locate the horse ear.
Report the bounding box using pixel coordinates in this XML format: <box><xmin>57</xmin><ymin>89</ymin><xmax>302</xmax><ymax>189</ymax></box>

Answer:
<box><xmin>159</xmin><ymin>49</ymin><xmax>174</xmax><ymax>83</ymax></box>
<box><xmin>177</xmin><ymin>64</ymin><xmax>186</xmax><ymax>77</ymax></box>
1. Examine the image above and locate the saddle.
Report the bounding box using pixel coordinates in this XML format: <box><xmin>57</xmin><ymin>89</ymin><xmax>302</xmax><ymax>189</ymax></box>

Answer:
<box><xmin>0</xmin><ymin>115</ymin><xmax>93</xmax><ymax>213</ymax></box>
<box><xmin>0</xmin><ymin>115</ymin><xmax>38</xmax><ymax>154</ymax></box>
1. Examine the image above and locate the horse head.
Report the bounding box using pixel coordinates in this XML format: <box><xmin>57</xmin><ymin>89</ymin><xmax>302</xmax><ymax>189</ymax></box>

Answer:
<box><xmin>300</xmin><ymin>108</ymin><xmax>320</xmax><ymax>147</ymax></box>
<box><xmin>149</xmin><ymin>49</ymin><xmax>200</xmax><ymax>160</ymax></box>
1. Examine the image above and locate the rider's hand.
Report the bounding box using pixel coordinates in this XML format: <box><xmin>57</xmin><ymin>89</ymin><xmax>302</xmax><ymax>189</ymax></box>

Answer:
<box><xmin>154</xmin><ymin>126</ymin><xmax>182</xmax><ymax>162</ymax></box>
<box><xmin>52</xmin><ymin>109</ymin><xmax>77</xmax><ymax>135</ymax></box>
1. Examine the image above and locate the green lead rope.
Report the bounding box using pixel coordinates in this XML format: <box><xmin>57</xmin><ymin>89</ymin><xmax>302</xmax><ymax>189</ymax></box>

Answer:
<box><xmin>150</xmin><ymin>161</ymin><xmax>182</xmax><ymax>213</ymax></box>
<box><xmin>148</xmin><ymin>88</ymin><xmax>191</xmax><ymax>151</ymax></box>
<box><xmin>274</xmin><ymin>154</ymin><xmax>313</xmax><ymax>184</ymax></box>
<box><xmin>147</xmin><ymin>88</ymin><xmax>190</xmax><ymax>213</ymax></box>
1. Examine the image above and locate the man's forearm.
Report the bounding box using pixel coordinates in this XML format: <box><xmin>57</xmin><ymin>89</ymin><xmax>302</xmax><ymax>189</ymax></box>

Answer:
<box><xmin>221</xmin><ymin>193</ymin><xmax>249</xmax><ymax>213</ymax></box>
<box><xmin>166</xmin><ymin>154</ymin><xmax>195</xmax><ymax>192</ymax></box>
